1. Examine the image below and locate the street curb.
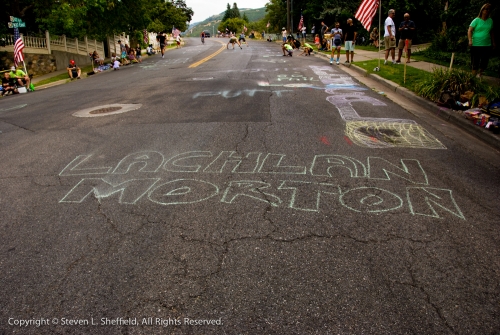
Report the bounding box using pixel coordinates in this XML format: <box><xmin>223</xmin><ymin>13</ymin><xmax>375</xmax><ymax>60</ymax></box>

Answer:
<box><xmin>32</xmin><ymin>47</ymin><xmax>175</xmax><ymax>91</ymax></box>
<box><xmin>313</xmin><ymin>49</ymin><xmax>499</xmax><ymax>150</ymax></box>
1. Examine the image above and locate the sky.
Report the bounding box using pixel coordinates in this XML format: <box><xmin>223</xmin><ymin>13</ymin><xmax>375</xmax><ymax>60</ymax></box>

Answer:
<box><xmin>187</xmin><ymin>0</ymin><xmax>270</xmax><ymax>23</ymax></box>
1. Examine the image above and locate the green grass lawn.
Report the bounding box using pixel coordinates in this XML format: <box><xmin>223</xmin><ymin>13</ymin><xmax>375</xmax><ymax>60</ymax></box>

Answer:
<box><xmin>34</xmin><ymin>65</ymin><xmax>95</xmax><ymax>87</ymax></box>
<box><xmin>352</xmin><ymin>59</ymin><xmax>431</xmax><ymax>91</ymax></box>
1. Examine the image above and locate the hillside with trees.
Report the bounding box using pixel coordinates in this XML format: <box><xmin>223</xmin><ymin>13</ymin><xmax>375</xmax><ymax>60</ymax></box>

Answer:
<box><xmin>186</xmin><ymin>7</ymin><xmax>266</xmax><ymax>37</ymax></box>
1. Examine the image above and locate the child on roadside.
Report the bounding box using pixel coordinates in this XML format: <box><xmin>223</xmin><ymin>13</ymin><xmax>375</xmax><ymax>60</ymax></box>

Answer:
<box><xmin>314</xmin><ymin>34</ymin><xmax>320</xmax><ymax>50</ymax></box>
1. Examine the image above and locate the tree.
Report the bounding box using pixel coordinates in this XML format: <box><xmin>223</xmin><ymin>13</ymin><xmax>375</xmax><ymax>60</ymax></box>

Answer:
<box><xmin>218</xmin><ymin>17</ymin><xmax>246</xmax><ymax>34</ymax></box>
<box><xmin>231</xmin><ymin>3</ymin><xmax>241</xmax><ymax>19</ymax></box>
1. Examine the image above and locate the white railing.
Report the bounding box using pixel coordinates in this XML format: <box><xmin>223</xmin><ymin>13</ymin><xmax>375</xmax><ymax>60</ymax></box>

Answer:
<box><xmin>0</xmin><ymin>31</ymin><xmax>105</xmax><ymax>56</ymax></box>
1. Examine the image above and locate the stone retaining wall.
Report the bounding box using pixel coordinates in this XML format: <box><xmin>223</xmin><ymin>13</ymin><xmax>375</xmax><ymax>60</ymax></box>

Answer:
<box><xmin>1</xmin><ymin>52</ymin><xmax>57</xmax><ymax>76</ymax></box>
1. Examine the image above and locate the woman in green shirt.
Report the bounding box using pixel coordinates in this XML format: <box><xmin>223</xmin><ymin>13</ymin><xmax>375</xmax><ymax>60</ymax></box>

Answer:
<box><xmin>467</xmin><ymin>3</ymin><xmax>496</xmax><ymax>78</ymax></box>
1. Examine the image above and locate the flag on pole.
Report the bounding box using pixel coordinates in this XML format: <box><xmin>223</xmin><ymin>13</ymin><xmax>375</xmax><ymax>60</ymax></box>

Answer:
<box><xmin>143</xmin><ymin>29</ymin><xmax>148</xmax><ymax>44</ymax></box>
<box><xmin>298</xmin><ymin>14</ymin><xmax>304</xmax><ymax>30</ymax></box>
<box><xmin>13</xmin><ymin>27</ymin><xmax>25</xmax><ymax>67</ymax></box>
<box><xmin>266</xmin><ymin>21</ymin><xmax>270</xmax><ymax>28</ymax></box>
<box><xmin>172</xmin><ymin>26</ymin><xmax>180</xmax><ymax>37</ymax></box>
<box><xmin>355</xmin><ymin>0</ymin><xmax>379</xmax><ymax>31</ymax></box>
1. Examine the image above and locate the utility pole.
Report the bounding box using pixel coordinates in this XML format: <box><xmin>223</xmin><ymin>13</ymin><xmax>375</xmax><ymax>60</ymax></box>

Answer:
<box><xmin>291</xmin><ymin>0</ymin><xmax>293</xmax><ymax>35</ymax></box>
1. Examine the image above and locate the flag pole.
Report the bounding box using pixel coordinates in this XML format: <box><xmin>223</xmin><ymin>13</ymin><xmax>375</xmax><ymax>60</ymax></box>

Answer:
<box><xmin>378</xmin><ymin>0</ymin><xmax>381</xmax><ymax>71</ymax></box>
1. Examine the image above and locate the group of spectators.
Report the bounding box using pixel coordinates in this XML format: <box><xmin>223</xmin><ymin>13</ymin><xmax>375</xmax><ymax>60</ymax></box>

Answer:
<box><xmin>1</xmin><ymin>66</ymin><xmax>32</xmax><ymax>96</ymax></box>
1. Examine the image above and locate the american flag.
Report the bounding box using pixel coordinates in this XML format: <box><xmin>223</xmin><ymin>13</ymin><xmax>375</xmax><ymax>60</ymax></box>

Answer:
<box><xmin>172</xmin><ymin>26</ymin><xmax>181</xmax><ymax>37</ymax></box>
<box><xmin>13</xmin><ymin>27</ymin><xmax>25</xmax><ymax>67</ymax></box>
<box><xmin>355</xmin><ymin>0</ymin><xmax>379</xmax><ymax>31</ymax></box>
<box><xmin>143</xmin><ymin>29</ymin><xmax>148</xmax><ymax>44</ymax></box>
<box><xmin>298</xmin><ymin>14</ymin><xmax>304</xmax><ymax>30</ymax></box>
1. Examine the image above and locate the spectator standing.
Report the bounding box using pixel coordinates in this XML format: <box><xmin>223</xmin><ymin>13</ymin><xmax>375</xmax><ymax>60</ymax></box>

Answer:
<box><xmin>282</xmin><ymin>28</ymin><xmax>288</xmax><ymax>43</ymax></box>
<box><xmin>330</xmin><ymin>22</ymin><xmax>343</xmax><ymax>65</ymax></box>
<box><xmin>344</xmin><ymin>18</ymin><xmax>357</xmax><ymax>63</ymax></box>
<box><xmin>135</xmin><ymin>44</ymin><xmax>143</xmax><ymax>62</ymax></box>
<box><xmin>468</xmin><ymin>3</ymin><xmax>496</xmax><ymax>78</ymax></box>
<box><xmin>384</xmin><ymin>9</ymin><xmax>397</xmax><ymax>64</ymax></box>
<box><xmin>176</xmin><ymin>34</ymin><xmax>182</xmax><ymax>48</ymax></box>
<box><xmin>370</xmin><ymin>27</ymin><xmax>379</xmax><ymax>47</ymax></box>
<box><xmin>118</xmin><ymin>40</ymin><xmax>129</xmax><ymax>64</ymax></box>
<box><xmin>301</xmin><ymin>26</ymin><xmax>307</xmax><ymax>40</ymax></box>
<box><xmin>311</xmin><ymin>24</ymin><xmax>316</xmax><ymax>36</ymax></box>
<box><xmin>320</xmin><ymin>21</ymin><xmax>329</xmax><ymax>40</ymax></box>
<box><xmin>396</xmin><ymin>13</ymin><xmax>416</xmax><ymax>63</ymax></box>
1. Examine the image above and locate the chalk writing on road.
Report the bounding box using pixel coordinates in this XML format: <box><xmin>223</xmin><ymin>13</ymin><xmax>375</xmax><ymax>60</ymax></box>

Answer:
<box><xmin>309</xmin><ymin>66</ymin><xmax>446</xmax><ymax>149</ymax></box>
<box><xmin>193</xmin><ymin>89</ymin><xmax>292</xmax><ymax>99</ymax></box>
<box><xmin>58</xmin><ymin>151</ymin><xmax>464</xmax><ymax>220</ymax></box>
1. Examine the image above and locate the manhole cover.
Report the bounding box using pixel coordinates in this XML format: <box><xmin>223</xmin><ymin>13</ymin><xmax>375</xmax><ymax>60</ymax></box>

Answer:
<box><xmin>89</xmin><ymin>106</ymin><xmax>122</xmax><ymax>114</ymax></box>
<box><xmin>72</xmin><ymin>104</ymin><xmax>142</xmax><ymax>117</ymax></box>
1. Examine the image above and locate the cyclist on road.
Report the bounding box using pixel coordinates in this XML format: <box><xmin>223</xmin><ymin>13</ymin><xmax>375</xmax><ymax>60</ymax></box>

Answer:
<box><xmin>201</xmin><ymin>31</ymin><xmax>206</xmax><ymax>44</ymax></box>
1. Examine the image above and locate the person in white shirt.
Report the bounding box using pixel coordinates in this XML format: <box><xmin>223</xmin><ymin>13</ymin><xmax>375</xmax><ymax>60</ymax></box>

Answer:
<box><xmin>384</xmin><ymin>9</ymin><xmax>397</xmax><ymax>64</ymax></box>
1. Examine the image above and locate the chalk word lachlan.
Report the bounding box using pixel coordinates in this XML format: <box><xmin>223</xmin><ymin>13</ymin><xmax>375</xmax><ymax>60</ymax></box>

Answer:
<box><xmin>58</xmin><ymin>151</ymin><xmax>465</xmax><ymax>220</ymax></box>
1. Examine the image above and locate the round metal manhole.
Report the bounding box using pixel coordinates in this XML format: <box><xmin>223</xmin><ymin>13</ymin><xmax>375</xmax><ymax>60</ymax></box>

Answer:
<box><xmin>72</xmin><ymin>104</ymin><xmax>142</xmax><ymax>117</ymax></box>
<box><xmin>89</xmin><ymin>106</ymin><xmax>123</xmax><ymax>114</ymax></box>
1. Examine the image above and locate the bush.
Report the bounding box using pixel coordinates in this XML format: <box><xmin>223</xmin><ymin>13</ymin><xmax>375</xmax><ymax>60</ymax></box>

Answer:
<box><xmin>414</xmin><ymin>68</ymin><xmax>500</xmax><ymax>107</ymax></box>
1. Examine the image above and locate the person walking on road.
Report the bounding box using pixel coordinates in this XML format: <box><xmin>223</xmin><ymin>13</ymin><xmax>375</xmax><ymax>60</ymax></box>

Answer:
<box><xmin>157</xmin><ymin>32</ymin><xmax>167</xmax><ymax>57</ymax></box>
<box><xmin>396</xmin><ymin>13</ymin><xmax>416</xmax><ymax>63</ymax></box>
<box><xmin>468</xmin><ymin>3</ymin><xmax>496</xmax><ymax>78</ymax></box>
<box><xmin>344</xmin><ymin>18</ymin><xmax>357</xmax><ymax>64</ymax></box>
<box><xmin>384</xmin><ymin>9</ymin><xmax>397</xmax><ymax>65</ymax></box>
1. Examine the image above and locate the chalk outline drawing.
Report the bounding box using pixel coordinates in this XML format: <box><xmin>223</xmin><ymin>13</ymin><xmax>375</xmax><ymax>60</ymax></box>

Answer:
<box><xmin>203</xmin><ymin>151</ymin><xmax>263</xmax><ymax>174</ymax></box>
<box><xmin>112</xmin><ymin>151</ymin><xmax>165</xmax><ymax>174</ymax></box>
<box><xmin>0</xmin><ymin>104</ymin><xmax>27</xmax><ymax>113</ymax></box>
<box><xmin>258</xmin><ymin>153</ymin><xmax>307</xmax><ymax>175</ymax></box>
<box><xmin>221</xmin><ymin>180</ymin><xmax>282</xmax><ymax>207</ymax></box>
<box><xmin>366</xmin><ymin>157</ymin><xmax>429</xmax><ymax>185</ymax></box>
<box><xmin>278</xmin><ymin>181</ymin><xmax>341</xmax><ymax>212</ymax></box>
<box><xmin>310</xmin><ymin>155</ymin><xmax>367</xmax><ymax>178</ymax></box>
<box><xmin>59</xmin><ymin>155</ymin><xmax>114</xmax><ymax>176</ymax></box>
<box><xmin>339</xmin><ymin>186</ymin><xmax>404</xmax><ymax>213</ymax></box>
<box><xmin>309</xmin><ymin>65</ymin><xmax>446</xmax><ymax>149</ymax></box>
<box><xmin>148</xmin><ymin>179</ymin><xmax>219</xmax><ymax>205</ymax></box>
<box><xmin>406</xmin><ymin>187</ymin><xmax>465</xmax><ymax>220</ymax></box>
<box><xmin>164</xmin><ymin>151</ymin><xmax>213</xmax><ymax>173</ymax></box>
<box><xmin>59</xmin><ymin>178</ymin><xmax>160</xmax><ymax>204</ymax></box>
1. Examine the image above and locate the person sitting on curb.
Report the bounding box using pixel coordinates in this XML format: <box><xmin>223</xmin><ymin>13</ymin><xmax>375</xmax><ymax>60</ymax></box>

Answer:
<box><xmin>1</xmin><ymin>72</ymin><xmax>19</xmax><ymax>96</ymax></box>
<box><xmin>91</xmin><ymin>51</ymin><xmax>104</xmax><ymax>65</ymax></box>
<box><xmin>67</xmin><ymin>60</ymin><xmax>81</xmax><ymax>79</ymax></box>
<box><xmin>9</xmin><ymin>66</ymin><xmax>31</xmax><ymax>89</ymax></box>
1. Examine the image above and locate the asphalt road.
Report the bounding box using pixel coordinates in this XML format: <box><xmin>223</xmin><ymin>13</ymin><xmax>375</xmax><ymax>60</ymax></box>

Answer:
<box><xmin>0</xmin><ymin>37</ymin><xmax>499</xmax><ymax>334</ymax></box>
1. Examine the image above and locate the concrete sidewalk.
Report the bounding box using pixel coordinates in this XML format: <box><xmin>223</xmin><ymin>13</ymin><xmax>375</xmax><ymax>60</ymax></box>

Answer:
<box><xmin>345</xmin><ymin>45</ymin><xmax>500</xmax><ymax>86</ymax></box>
